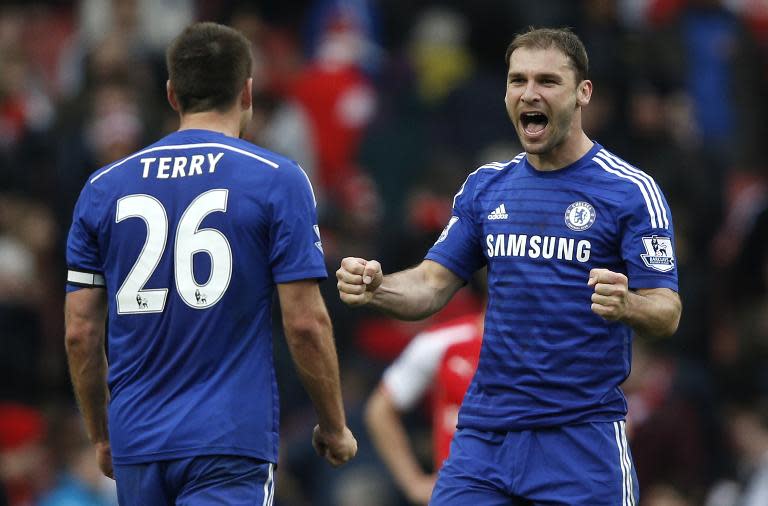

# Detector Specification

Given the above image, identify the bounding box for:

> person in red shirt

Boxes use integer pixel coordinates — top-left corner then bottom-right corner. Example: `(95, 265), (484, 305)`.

(365, 313), (482, 505)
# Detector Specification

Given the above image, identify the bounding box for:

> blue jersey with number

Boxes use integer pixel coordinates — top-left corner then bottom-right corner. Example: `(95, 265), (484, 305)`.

(426, 142), (678, 431)
(66, 129), (327, 465)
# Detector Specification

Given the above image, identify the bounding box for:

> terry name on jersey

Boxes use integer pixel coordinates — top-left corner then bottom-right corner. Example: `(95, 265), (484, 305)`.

(140, 152), (224, 179)
(486, 233), (591, 263)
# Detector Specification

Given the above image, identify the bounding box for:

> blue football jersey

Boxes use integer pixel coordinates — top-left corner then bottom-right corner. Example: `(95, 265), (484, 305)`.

(66, 129), (327, 464)
(426, 142), (678, 431)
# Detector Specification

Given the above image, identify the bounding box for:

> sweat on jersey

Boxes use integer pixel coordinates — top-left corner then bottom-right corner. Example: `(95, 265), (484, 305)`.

(426, 142), (678, 432)
(66, 129), (327, 465)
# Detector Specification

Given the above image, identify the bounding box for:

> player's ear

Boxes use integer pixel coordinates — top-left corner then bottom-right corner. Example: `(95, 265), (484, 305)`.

(167, 80), (180, 112)
(577, 79), (592, 107)
(240, 78), (253, 111)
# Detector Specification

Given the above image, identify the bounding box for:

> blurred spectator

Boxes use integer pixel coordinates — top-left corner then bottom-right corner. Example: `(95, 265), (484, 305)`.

(639, 0), (766, 161)
(38, 410), (117, 506)
(407, 7), (472, 105)
(291, 0), (378, 202)
(624, 342), (713, 502)
(56, 75), (151, 226)
(643, 483), (696, 506)
(0, 403), (50, 506)
(706, 396), (768, 506)
(79, 0), (194, 55)
(231, 7), (318, 180)
(0, 196), (57, 402)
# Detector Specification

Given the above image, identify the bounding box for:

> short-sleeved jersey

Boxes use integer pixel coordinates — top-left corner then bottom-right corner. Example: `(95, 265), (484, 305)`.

(66, 129), (327, 465)
(425, 142), (678, 431)
(381, 314), (482, 469)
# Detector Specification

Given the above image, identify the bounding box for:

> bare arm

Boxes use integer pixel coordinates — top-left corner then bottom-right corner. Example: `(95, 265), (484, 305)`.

(588, 268), (682, 338)
(277, 279), (357, 466)
(365, 385), (435, 504)
(622, 287), (682, 338)
(64, 288), (112, 477)
(336, 258), (465, 321)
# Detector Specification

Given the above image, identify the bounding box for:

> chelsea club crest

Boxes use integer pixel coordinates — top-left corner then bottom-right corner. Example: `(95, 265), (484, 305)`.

(564, 201), (596, 231)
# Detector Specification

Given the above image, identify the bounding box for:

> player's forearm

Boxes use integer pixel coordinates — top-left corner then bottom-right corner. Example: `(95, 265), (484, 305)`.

(65, 328), (110, 443)
(365, 389), (429, 492)
(285, 316), (347, 432)
(370, 267), (455, 321)
(622, 289), (682, 338)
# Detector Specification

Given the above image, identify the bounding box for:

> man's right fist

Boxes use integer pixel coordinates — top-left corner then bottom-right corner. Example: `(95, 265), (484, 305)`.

(336, 257), (383, 306)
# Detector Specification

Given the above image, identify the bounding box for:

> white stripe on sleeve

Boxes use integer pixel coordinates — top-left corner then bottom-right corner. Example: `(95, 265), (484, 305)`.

(598, 151), (668, 228)
(593, 157), (658, 229)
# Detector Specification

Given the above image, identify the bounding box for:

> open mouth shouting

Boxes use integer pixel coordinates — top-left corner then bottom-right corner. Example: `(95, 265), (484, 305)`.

(519, 111), (549, 140)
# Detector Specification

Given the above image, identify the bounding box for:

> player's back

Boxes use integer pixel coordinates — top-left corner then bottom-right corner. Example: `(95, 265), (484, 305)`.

(66, 129), (326, 465)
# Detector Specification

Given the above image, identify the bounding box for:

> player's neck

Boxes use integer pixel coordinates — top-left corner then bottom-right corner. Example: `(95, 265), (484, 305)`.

(177, 110), (242, 138)
(527, 131), (594, 172)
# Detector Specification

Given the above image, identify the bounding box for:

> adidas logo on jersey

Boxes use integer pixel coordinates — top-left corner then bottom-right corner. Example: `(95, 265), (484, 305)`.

(488, 204), (508, 220)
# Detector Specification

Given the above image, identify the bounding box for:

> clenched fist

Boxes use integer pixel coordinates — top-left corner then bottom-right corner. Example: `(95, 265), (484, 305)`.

(312, 425), (358, 467)
(588, 268), (629, 321)
(336, 257), (383, 306)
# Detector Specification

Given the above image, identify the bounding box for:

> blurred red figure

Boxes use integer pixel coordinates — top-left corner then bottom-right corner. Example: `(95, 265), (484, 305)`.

(365, 313), (482, 505)
(0, 403), (50, 506)
(291, 12), (376, 200)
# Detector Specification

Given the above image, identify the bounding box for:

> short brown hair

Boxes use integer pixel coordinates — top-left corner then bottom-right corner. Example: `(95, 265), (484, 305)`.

(166, 22), (253, 113)
(505, 27), (589, 83)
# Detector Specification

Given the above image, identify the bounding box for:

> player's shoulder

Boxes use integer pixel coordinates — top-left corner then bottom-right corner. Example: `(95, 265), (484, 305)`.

(588, 145), (671, 227)
(224, 136), (298, 169)
(453, 152), (525, 204)
(588, 145), (660, 191)
(471, 152), (525, 180)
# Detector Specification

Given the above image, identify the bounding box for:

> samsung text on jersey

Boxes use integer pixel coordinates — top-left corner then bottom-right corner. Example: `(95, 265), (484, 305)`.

(486, 234), (591, 262)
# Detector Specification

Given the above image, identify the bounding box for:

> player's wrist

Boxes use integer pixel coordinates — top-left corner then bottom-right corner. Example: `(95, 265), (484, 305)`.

(317, 422), (347, 438)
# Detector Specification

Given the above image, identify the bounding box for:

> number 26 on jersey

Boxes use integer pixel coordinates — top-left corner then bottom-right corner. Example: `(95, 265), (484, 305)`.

(115, 189), (232, 314)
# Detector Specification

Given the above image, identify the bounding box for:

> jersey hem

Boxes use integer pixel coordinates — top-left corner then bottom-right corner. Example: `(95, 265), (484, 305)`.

(458, 412), (627, 432)
(273, 269), (328, 283)
(627, 275), (678, 291)
(112, 446), (277, 465)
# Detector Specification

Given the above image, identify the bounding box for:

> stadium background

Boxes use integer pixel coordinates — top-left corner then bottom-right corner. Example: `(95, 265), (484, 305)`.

(1, 0), (767, 504)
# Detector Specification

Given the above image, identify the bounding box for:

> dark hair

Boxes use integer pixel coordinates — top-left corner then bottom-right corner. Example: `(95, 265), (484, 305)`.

(505, 27), (589, 83)
(166, 22), (253, 113)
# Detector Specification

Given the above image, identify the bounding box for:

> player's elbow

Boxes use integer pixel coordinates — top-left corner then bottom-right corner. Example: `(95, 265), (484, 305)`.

(662, 299), (682, 337)
(283, 311), (332, 345)
(64, 324), (102, 358)
(649, 295), (682, 338)
(660, 291), (682, 337)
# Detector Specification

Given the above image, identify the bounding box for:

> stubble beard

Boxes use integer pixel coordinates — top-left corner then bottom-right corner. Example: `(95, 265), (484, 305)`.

(515, 107), (574, 156)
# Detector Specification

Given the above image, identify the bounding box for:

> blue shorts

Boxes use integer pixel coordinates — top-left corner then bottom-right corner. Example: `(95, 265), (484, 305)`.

(430, 421), (638, 506)
(113, 455), (274, 505)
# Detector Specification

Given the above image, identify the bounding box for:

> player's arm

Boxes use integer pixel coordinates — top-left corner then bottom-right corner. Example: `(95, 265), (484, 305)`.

(277, 279), (357, 467)
(588, 269), (682, 338)
(64, 287), (113, 478)
(336, 259), (464, 320)
(365, 385), (435, 504)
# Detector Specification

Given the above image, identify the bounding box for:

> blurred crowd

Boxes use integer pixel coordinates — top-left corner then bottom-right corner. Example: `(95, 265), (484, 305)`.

(1, 0), (768, 504)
